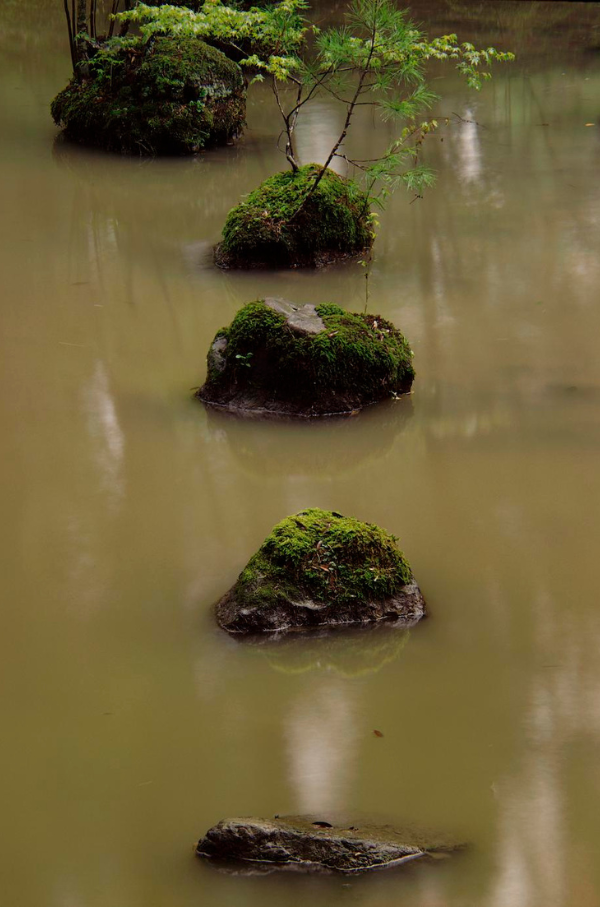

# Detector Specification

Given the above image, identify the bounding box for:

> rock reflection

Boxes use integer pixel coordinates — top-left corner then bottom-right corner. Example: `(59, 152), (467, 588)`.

(241, 623), (410, 677)
(52, 132), (278, 276)
(203, 396), (413, 478)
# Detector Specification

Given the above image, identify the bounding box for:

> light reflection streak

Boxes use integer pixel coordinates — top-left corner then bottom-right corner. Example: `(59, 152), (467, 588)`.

(457, 108), (482, 186)
(81, 361), (125, 506)
(285, 678), (359, 814)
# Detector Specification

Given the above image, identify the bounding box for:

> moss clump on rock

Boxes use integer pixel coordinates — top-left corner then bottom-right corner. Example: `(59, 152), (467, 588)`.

(198, 298), (415, 417)
(51, 35), (245, 155)
(216, 508), (426, 634)
(215, 165), (374, 268)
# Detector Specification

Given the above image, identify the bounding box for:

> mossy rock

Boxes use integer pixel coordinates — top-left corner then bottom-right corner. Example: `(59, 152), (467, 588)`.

(51, 35), (246, 155)
(216, 508), (426, 635)
(215, 165), (374, 268)
(198, 298), (415, 417)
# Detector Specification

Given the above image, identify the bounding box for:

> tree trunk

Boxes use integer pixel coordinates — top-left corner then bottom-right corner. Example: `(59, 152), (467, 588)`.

(75, 0), (89, 75)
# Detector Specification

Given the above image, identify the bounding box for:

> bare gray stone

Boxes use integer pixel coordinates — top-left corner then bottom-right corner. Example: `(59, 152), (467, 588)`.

(196, 815), (462, 874)
(207, 335), (228, 375)
(263, 297), (325, 335)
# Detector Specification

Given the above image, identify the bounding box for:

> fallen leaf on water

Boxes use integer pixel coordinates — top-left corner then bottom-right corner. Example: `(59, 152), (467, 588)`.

(373, 729), (384, 738)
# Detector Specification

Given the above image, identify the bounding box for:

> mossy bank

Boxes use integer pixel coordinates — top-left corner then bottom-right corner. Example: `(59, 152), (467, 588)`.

(51, 35), (245, 155)
(198, 298), (415, 417)
(215, 165), (373, 268)
(216, 508), (426, 635)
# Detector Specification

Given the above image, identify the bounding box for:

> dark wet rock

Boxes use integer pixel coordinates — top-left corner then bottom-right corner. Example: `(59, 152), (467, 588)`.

(215, 165), (373, 269)
(51, 36), (246, 156)
(196, 815), (460, 874)
(197, 298), (415, 418)
(215, 508), (426, 635)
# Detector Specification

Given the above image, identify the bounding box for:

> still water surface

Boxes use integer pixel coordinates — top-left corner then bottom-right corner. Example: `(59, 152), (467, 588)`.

(1, 1), (600, 905)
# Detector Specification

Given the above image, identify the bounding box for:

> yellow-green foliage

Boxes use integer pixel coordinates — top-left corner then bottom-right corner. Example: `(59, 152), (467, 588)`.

(51, 35), (245, 155)
(218, 165), (373, 267)
(235, 509), (413, 610)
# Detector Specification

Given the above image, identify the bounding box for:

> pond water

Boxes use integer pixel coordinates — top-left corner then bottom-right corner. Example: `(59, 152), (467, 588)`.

(1, 1), (600, 905)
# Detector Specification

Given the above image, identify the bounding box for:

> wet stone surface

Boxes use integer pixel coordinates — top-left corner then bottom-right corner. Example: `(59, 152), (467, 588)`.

(196, 815), (462, 874)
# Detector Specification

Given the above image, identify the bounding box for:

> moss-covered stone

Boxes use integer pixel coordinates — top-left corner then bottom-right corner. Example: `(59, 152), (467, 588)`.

(51, 35), (246, 155)
(216, 508), (426, 634)
(198, 298), (415, 417)
(215, 165), (374, 268)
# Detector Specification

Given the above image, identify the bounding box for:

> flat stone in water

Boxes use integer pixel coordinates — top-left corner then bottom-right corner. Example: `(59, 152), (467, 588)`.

(196, 815), (461, 874)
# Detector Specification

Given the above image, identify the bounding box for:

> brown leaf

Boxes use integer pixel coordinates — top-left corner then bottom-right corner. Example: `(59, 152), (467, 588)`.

(373, 729), (384, 738)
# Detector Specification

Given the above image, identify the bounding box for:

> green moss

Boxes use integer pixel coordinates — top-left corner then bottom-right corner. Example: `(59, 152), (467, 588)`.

(200, 299), (415, 414)
(217, 165), (374, 268)
(234, 509), (413, 612)
(51, 35), (245, 155)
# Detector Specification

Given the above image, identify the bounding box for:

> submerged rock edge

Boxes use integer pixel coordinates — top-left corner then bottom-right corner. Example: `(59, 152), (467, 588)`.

(196, 816), (460, 874)
(216, 581), (426, 635)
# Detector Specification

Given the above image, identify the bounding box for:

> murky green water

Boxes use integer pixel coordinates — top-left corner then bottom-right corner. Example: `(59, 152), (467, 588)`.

(1, 1), (600, 904)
